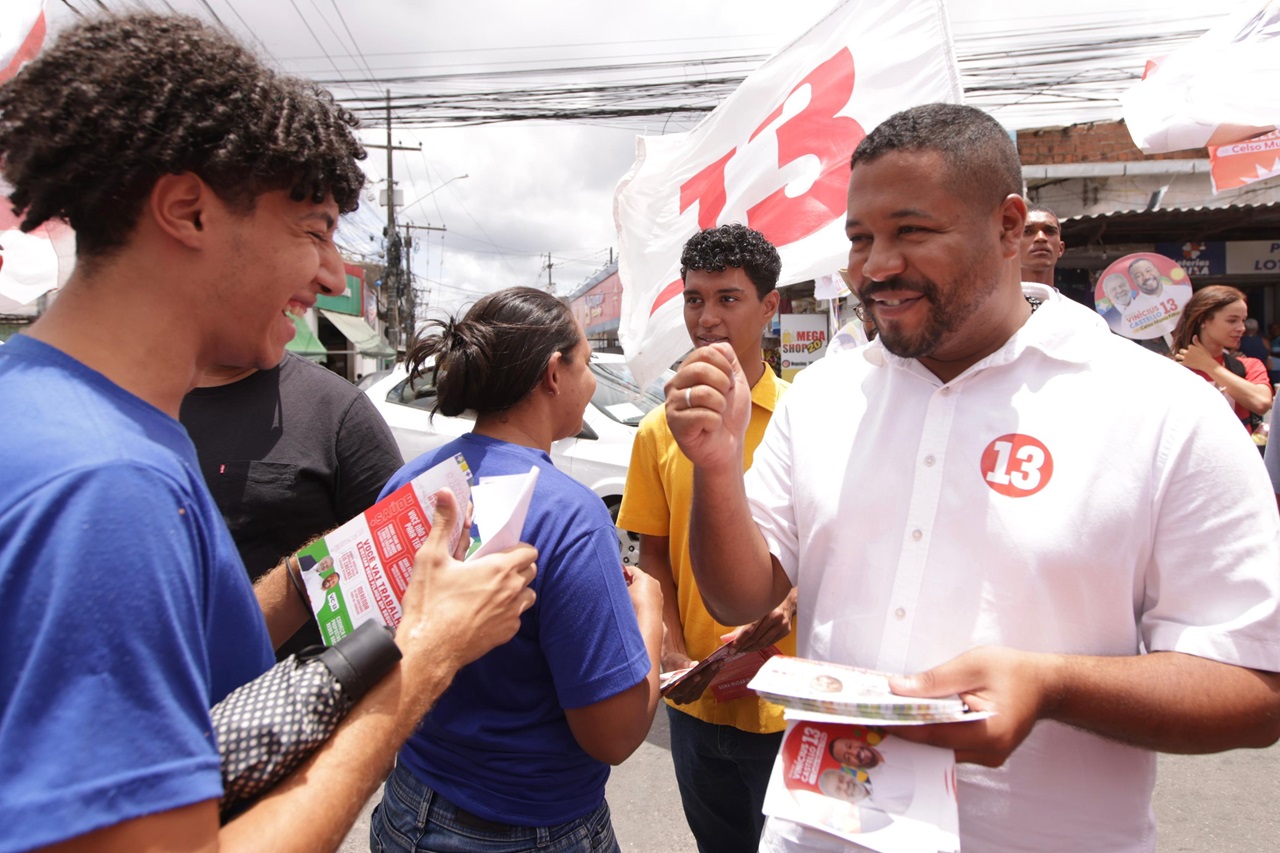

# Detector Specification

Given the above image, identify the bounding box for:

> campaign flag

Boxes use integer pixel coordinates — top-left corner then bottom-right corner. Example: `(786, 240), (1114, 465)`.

(0, 3), (70, 309)
(1121, 0), (1280, 157)
(1, 0), (44, 85)
(613, 0), (962, 388)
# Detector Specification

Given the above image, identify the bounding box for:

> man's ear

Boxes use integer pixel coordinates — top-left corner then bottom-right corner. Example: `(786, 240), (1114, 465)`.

(997, 194), (1027, 261)
(761, 289), (781, 328)
(148, 172), (212, 249)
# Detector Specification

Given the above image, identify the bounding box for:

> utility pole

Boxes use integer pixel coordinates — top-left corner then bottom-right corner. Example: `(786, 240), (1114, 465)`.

(363, 90), (420, 359)
(544, 252), (555, 295)
(402, 222), (446, 344)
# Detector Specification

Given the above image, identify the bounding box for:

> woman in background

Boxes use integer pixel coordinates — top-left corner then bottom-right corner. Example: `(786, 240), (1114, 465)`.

(1171, 285), (1273, 435)
(370, 287), (662, 853)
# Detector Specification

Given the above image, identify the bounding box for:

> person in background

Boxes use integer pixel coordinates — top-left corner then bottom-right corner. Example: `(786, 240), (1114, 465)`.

(618, 224), (797, 853)
(371, 287), (662, 853)
(665, 103), (1280, 852)
(0, 14), (537, 851)
(1239, 317), (1273, 371)
(1172, 285), (1274, 435)
(181, 352), (404, 657)
(1018, 203), (1065, 288)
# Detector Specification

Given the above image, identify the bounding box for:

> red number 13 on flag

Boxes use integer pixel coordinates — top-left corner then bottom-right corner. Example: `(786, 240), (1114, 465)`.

(679, 48), (866, 246)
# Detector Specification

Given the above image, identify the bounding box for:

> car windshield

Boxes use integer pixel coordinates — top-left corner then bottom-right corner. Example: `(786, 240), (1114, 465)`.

(590, 361), (669, 426)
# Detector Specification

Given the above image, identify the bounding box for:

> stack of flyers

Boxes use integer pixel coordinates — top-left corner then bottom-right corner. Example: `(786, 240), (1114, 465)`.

(748, 656), (981, 725)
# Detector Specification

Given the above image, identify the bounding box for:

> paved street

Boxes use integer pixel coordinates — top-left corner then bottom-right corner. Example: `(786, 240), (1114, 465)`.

(341, 712), (1280, 852)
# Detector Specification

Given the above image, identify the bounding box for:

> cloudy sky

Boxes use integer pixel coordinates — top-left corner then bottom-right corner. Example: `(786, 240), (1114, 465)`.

(44, 0), (1234, 318)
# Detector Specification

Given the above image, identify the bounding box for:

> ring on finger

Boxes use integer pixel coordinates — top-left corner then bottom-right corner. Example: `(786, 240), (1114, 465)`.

(685, 387), (693, 409)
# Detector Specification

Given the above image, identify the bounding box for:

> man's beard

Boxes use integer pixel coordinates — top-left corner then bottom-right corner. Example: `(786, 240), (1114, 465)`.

(860, 257), (998, 361)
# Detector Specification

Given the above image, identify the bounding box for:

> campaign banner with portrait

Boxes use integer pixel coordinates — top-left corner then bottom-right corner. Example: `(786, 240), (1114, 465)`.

(762, 719), (959, 853)
(1093, 253), (1193, 341)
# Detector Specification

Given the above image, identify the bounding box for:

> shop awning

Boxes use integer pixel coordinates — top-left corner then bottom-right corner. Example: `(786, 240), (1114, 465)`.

(319, 309), (395, 358)
(285, 311), (326, 361)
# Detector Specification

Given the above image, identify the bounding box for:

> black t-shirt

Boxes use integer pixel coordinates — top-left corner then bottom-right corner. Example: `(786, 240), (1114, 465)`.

(180, 354), (404, 657)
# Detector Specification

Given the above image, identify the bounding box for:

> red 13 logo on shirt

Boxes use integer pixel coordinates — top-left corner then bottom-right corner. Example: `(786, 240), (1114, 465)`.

(981, 434), (1053, 497)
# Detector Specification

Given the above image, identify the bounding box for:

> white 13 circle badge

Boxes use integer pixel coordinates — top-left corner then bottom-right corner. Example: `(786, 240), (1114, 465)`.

(980, 434), (1053, 498)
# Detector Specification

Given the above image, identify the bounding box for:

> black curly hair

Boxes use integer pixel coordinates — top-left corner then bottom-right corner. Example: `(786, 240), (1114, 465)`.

(0, 13), (366, 258)
(679, 223), (781, 299)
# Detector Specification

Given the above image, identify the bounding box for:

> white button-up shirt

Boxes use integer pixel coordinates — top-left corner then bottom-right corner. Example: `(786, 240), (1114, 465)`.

(748, 285), (1280, 852)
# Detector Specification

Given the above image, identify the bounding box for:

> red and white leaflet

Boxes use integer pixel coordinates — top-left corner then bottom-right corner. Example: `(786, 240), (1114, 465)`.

(614, 0), (962, 388)
(762, 719), (959, 853)
(298, 454), (474, 644)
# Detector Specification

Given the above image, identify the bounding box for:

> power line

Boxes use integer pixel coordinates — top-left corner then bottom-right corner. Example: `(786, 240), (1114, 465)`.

(325, 0), (379, 81)
(285, 0), (357, 89)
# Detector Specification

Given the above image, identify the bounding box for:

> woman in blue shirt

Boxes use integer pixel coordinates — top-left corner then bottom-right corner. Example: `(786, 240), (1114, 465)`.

(370, 287), (662, 853)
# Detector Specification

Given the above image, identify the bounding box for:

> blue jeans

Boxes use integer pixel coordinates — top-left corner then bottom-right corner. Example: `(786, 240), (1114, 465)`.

(666, 705), (783, 853)
(370, 761), (621, 853)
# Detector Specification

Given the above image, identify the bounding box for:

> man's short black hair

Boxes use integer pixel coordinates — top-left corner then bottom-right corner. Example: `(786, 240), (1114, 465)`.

(1026, 202), (1060, 222)
(679, 223), (782, 299)
(0, 14), (366, 258)
(851, 104), (1023, 211)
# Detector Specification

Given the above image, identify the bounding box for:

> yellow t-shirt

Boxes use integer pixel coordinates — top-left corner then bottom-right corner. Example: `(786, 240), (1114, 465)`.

(617, 366), (794, 733)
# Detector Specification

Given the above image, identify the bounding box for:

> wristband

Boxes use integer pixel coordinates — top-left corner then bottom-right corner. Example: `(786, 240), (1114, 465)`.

(285, 554), (310, 609)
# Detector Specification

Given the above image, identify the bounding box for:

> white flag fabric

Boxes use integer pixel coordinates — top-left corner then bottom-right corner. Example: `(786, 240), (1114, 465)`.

(1121, 0), (1280, 155)
(613, 0), (962, 389)
(1, 0), (44, 85)
(0, 5), (72, 309)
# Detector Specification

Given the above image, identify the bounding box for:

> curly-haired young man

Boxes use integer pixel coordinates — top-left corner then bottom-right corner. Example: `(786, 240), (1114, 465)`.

(617, 224), (797, 853)
(0, 14), (536, 852)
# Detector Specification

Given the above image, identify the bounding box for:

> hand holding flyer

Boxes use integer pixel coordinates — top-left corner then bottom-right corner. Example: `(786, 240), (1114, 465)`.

(297, 455), (539, 645)
(748, 656), (991, 724)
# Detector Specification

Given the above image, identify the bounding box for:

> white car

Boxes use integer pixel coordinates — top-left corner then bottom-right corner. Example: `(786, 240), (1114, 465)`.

(364, 353), (671, 567)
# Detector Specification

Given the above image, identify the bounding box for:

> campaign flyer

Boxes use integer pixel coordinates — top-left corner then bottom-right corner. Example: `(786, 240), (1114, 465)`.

(297, 453), (473, 645)
(762, 719), (959, 853)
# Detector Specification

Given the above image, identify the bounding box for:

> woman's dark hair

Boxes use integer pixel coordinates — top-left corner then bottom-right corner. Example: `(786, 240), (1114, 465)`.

(407, 287), (581, 417)
(1171, 285), (1246, 352)
(0, 14), (366, 259)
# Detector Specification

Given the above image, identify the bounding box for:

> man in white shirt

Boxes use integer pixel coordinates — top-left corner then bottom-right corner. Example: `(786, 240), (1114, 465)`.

(664, 103), (1280, 852)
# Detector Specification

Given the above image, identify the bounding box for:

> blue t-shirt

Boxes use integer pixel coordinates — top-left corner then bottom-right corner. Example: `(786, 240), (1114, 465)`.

(0, 336), (273, 852)
(388, 433), (650, 826)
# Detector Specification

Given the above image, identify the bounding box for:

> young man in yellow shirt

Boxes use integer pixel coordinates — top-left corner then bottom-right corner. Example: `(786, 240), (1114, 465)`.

(618, 224), (797, 853)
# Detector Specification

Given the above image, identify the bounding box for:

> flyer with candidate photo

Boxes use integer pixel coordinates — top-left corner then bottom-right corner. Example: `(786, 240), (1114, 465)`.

(297, 453), (474, 645)
(762, 719), (959, 853)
